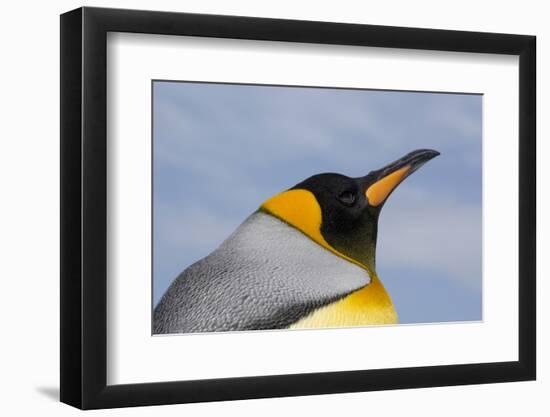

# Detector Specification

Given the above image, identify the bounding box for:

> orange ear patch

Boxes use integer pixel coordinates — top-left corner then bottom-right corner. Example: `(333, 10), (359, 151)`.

(261, 189), (323, 245)
(260, 189), (373, 275)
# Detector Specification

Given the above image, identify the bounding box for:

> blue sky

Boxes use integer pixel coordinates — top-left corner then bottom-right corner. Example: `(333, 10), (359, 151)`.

(153, 81), (482, 324)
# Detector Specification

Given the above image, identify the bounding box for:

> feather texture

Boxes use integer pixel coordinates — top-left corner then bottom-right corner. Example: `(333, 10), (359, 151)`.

(153, 211), (370, 333)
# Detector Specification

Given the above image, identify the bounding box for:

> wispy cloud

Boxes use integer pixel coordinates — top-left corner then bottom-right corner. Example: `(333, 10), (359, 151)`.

(378, 186), (481, 290)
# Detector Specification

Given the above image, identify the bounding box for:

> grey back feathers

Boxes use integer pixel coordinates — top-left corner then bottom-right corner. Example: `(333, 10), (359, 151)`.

(153, 211), (370, 333)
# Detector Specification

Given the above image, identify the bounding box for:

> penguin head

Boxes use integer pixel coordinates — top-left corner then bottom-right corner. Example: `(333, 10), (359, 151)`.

(260, 149), (440, 273)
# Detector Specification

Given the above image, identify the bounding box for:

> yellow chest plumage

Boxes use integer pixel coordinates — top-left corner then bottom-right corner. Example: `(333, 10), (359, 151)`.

(290, 276), (398, 329)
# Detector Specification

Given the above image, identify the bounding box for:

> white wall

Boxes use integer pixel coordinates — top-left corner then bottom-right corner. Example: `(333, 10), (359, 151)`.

(0, 0), (545, 415)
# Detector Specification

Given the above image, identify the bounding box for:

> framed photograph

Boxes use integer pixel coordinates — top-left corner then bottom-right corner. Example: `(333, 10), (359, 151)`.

(60, 6), (536, 409)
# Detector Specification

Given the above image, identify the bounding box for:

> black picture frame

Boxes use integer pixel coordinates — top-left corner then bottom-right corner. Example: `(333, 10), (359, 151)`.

(60, 6), (536, 410)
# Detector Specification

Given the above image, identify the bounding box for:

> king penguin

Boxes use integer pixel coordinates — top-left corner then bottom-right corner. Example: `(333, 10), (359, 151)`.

(154, 149), (439, 334)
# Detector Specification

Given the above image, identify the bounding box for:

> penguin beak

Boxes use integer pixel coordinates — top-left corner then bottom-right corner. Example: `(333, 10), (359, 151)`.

(364, 149), (440, 207)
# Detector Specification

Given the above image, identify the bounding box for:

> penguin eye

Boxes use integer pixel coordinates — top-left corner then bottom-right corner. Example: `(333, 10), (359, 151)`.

(338, 191), (356, 206)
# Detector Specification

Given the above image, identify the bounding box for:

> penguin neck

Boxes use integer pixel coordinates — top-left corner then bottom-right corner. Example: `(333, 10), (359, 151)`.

(322, 216), (379, 277)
